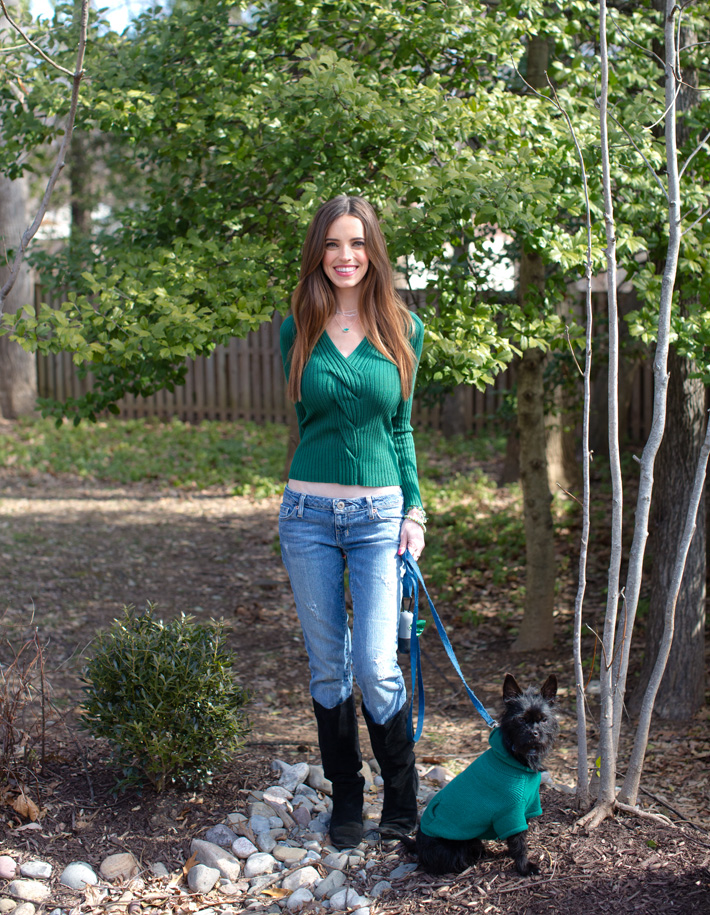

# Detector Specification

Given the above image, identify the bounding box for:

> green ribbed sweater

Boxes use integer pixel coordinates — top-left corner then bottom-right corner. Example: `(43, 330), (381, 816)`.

(280, 313), (424, 509)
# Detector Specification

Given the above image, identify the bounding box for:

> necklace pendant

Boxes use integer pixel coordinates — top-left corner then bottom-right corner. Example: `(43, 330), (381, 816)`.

(342, 327), (349, 333)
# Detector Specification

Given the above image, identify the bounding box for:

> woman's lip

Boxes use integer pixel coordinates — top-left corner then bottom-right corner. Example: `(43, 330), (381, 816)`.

(335, 266), (357, 274)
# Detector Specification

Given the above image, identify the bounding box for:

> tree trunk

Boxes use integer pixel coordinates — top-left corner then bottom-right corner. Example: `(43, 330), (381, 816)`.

(0, 172), (36, 418)
(514, 250), (555, 651)
(630, 355), (706, 719)
(512, 34), (555, 651)
(629, 21), (705, 721)
(0, 0), (37, 417)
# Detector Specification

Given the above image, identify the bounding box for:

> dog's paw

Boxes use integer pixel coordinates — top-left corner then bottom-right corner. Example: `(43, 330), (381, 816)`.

(516, 859), (540, 877)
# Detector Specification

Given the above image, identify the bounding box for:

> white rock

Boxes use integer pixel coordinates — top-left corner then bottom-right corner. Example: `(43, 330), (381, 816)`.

(204, 824), (237, 847)
(314, 869), (346, 899)
(307, 764), (331, 794)
(19, 861), (51, 880)
(151, 862), (170, 877)
(322, 852), (349, 870)
(0, 900), (17, 914)
(268, 800), (296, 829)
(225, 812), (248, 827)
(423, 765), (454, 786)
(272, 845), (307, 865)
(291, 806), (312, 827)
(389, 862), (418, 879)
(232, 837), (258, 858)
(360, 761), (374, 790)
(263, 785), (292, 803)
(286, 887), (314, 912)
(294, 783), (319, 801)
(7, 880), (51, 903)
(249, 800), (277, 818)
(190, 839), (241, 882)
(370, 879), (392, 897)
(59, 861), (98, 889)
(247, 874), (276, 894)
(12, 904), (36, 915)
(330, 888), (366, 910)
(100, 852), (139, 881)
(256, 832), (277, 854)
(292, 794), (314, 812)
(248, 814), (272, 835)
(277, 762), (311, 792)
(187, 863), (220, 894)
(243, 853), (278, 878)
(0, 856), (16, 879)
(281, 866), (321, 891)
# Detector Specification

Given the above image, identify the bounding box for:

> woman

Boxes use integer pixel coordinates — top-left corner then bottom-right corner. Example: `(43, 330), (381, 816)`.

(279, 195), (426, 849)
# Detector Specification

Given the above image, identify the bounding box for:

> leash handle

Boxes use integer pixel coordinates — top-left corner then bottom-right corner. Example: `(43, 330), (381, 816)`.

(402, 549), (496, 742)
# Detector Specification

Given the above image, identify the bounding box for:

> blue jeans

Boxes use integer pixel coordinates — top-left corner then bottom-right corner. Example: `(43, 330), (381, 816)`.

(279, 485), (406, 725)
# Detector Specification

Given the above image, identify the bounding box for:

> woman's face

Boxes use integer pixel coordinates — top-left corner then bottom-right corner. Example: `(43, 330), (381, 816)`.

(321, 215), (369, 293)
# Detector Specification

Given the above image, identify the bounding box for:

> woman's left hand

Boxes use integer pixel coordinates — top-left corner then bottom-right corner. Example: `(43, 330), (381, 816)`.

(398, 519), (425, 562)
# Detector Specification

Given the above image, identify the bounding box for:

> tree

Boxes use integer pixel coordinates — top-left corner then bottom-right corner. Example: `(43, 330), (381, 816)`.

(576, 0), (710, 826)
(0, 0), (37, 417)
(630, 12), (707, 721)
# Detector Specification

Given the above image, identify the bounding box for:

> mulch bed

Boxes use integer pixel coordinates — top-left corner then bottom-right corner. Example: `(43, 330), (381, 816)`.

(0, 465), (709, 913)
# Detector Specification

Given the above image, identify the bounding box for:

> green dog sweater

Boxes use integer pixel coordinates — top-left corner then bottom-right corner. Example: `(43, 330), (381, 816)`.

(420, 728), (543, 841)
(280, 314), (424, 509)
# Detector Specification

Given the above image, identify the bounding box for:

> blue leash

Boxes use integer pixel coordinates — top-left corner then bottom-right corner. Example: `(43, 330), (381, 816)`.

(402, 549), (496, 741)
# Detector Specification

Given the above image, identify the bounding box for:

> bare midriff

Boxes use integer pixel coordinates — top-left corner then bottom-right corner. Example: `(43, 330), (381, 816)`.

(287, 479), (401, 498)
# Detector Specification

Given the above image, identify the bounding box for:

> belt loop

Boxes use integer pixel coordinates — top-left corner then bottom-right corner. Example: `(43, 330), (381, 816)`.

(366, 495), (374, 519)
(297, 493), (306, 518)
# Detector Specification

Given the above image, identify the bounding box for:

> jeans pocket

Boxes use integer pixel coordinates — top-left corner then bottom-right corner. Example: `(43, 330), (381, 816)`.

(279, 502), (299, 521)
(372, 506), (404, 523)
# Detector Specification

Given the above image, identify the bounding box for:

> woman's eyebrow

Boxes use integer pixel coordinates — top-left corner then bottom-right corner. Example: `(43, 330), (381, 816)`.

(325, 235), (366, 242)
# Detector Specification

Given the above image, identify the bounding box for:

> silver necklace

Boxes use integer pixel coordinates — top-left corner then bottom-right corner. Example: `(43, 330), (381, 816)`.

(333, 311), (360, 334)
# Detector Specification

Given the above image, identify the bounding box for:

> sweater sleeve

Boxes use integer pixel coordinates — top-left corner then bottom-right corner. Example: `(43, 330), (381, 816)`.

(393, 312), (424, 510)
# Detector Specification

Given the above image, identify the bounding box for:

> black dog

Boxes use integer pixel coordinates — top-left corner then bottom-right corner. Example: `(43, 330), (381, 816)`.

(402, 674), (558, 876)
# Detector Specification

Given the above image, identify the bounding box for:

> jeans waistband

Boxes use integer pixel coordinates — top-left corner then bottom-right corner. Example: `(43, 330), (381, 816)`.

(282, 485), (403, 513)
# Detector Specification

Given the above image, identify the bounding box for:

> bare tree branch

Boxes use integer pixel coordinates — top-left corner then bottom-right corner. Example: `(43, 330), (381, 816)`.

(608, 111), (669, 201)
(0, 0), (74, 76)
(679, 126), (710, 179)
(0, 0), (89, 313)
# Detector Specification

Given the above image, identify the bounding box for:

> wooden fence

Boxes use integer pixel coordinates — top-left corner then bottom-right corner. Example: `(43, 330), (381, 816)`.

(34, 288), (654, 438)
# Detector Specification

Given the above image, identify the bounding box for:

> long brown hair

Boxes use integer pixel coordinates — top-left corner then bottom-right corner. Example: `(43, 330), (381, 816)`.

(287, 195), (416, 402)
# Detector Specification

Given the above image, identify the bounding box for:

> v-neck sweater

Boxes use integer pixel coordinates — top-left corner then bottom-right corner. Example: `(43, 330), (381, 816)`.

(280, 313), (424, 509)
(419, 728), (543, 841)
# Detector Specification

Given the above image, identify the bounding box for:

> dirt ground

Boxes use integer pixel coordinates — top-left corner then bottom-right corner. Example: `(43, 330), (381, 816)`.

(0, 464), (709, 914)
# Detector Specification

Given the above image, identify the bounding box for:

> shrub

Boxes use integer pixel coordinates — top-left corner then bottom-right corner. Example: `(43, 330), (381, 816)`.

(81, 607), (251, 792)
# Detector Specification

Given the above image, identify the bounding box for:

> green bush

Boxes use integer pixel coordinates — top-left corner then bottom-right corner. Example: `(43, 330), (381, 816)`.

(81, 608), (251, 792)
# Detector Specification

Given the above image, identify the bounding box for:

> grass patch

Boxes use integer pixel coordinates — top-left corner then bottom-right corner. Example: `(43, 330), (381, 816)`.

(0, 416), (288, 497)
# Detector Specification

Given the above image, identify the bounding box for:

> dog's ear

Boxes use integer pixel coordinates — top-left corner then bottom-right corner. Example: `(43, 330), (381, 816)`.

(540, 675), (558, 703)
(503, 674), (523, 702)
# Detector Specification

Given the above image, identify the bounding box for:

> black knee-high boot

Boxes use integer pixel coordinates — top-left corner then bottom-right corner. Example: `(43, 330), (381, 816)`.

(364, 703), (418, 838)
(313, 696), (365, 849)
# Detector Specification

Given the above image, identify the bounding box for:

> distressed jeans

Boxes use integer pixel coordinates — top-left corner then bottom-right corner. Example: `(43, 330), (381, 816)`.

(279, 485), (406, 725)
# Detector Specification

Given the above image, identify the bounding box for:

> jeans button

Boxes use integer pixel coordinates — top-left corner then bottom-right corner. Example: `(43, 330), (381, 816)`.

(336, 501), (345, 510)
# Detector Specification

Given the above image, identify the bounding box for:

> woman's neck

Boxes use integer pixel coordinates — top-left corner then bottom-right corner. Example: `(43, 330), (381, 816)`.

(335, 288), (360, 313)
